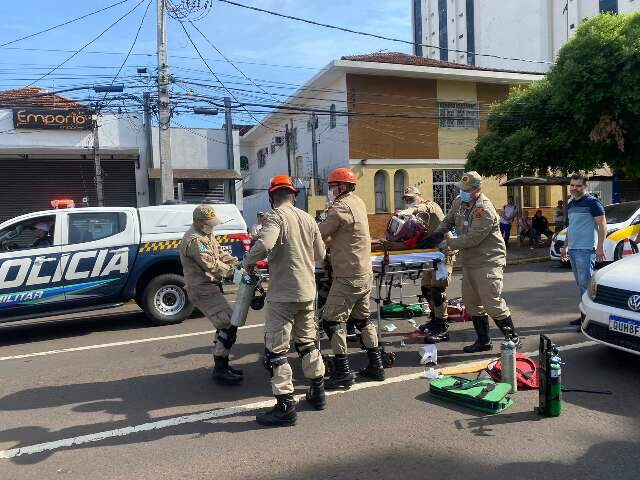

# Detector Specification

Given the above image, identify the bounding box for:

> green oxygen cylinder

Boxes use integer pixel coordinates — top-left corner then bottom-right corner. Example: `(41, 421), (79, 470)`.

(548, 354), (562, 417)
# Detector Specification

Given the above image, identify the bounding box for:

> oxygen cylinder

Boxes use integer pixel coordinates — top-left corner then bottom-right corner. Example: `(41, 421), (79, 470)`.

(230, 269), (259, 328)
(501, 336), (517, 393)
(548, 354), (562, 417)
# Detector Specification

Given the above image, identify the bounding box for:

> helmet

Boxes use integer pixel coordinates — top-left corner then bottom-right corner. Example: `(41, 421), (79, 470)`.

(328, 167), (357, 185)
(268, 175), (298, 194)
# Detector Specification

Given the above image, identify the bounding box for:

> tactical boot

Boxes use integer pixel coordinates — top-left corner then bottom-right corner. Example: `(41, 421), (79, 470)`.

(417, 287), (435, 333)
(256, 394), (297, 427)
(494, 316), (522, 350)
(462, 316), (493, 353)
(358, 348), (385, 381)
(215, 355), (243, 376)
(324, 354), (355, 390)
(423, 318), (450, 344)
(305, 377), (326, 410)
(211, 356), (243, 386)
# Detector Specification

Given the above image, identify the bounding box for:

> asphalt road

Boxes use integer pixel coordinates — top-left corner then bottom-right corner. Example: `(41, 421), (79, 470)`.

(0, 262), (639, 480)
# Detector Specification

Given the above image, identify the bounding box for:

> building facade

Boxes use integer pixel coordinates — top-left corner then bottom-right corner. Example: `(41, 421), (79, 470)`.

(412, 0), (640, 73)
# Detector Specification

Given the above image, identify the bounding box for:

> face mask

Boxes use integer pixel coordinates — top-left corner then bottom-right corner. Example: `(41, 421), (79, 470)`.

(405, 199), (416, 208)
(459, 191), (473, 203)
(327, 187), (338, 203)
(201, 224), (213, 235)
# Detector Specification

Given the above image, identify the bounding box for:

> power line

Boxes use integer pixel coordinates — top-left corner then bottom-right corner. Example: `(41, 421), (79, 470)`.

(0, 0), (134, 48)
(25, 0), (148, 88)
(216, 0), (552, 66)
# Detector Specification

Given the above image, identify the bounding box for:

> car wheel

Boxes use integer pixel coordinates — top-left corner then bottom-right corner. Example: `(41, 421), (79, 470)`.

(613, 240), (639, 261)
(141, 274), (193, 325)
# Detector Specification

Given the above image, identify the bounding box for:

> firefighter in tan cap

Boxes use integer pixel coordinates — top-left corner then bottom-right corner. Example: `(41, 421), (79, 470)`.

(179, 205), (242, 386)
(319, 167), (384, 390)
(244, 175), (327, 427)
(428, 171), (520, 352)
(401, 186), (455, 343)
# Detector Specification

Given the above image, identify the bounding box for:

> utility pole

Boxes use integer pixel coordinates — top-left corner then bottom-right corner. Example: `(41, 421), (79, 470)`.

(93, 111), (104, 207)
(285, 123), (292, 177)
(157, 0), (173, 203)
(224, 97), (236, 204)
(310, 113), (319, 195)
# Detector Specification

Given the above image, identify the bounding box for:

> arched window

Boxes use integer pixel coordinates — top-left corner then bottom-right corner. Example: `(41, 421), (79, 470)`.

(374, 170), (388, 212)
(393, 170), (407, 210)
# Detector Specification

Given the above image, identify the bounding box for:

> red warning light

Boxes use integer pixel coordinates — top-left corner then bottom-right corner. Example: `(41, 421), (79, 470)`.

(50, 199), (75, 209)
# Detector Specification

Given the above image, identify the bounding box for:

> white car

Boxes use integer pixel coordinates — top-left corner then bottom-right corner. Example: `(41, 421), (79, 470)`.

(550, 200), (640, 265)
(580, 253), (640, 355)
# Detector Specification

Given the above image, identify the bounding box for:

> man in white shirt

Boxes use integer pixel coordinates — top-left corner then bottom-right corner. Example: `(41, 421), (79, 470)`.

(499, 196), (518, 246)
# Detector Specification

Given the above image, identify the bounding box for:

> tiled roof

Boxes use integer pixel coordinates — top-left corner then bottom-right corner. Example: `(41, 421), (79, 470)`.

(0, 87), (84, 109)
(340, 52), (542, 75)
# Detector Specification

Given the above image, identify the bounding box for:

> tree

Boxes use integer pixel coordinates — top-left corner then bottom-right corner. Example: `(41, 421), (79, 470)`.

(467, 13), (640, 177)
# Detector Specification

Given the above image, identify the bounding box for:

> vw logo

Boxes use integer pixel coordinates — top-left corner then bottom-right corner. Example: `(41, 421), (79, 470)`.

(628, 294), (640, 312)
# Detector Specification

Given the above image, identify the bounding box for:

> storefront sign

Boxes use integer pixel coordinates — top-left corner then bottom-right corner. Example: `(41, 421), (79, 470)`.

(13, 108), (93, 130)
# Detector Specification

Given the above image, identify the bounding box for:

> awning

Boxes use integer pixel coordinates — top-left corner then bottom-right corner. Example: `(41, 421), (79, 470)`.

(500, 176), (569, 187)
(147, 168), (242, 180)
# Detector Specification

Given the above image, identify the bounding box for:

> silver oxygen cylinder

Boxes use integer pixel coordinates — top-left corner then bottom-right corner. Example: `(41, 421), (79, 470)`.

(230, 268), (260, 328)
(501, 336), (517, 393)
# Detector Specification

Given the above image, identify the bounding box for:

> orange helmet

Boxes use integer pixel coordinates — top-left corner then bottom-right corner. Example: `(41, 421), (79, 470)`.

(328, 167), (356, 185)
(268, 175), (298, 194)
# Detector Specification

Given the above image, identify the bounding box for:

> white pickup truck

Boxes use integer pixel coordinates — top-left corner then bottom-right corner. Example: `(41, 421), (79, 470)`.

(0, 204), (249, 325)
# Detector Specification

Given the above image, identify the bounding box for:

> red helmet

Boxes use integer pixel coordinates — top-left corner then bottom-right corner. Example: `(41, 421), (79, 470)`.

(328, 167), (357, 185)
(268, 175), (298, 194)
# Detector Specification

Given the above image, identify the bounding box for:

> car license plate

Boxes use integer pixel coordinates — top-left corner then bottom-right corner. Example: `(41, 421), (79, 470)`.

(609, 315), (640, 337)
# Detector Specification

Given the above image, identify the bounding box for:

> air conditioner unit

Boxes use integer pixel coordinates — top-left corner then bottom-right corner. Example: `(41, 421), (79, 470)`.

(272, 136), (285, 146)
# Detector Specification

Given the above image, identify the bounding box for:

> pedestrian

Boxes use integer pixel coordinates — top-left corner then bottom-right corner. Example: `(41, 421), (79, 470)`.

(518, 211), (533, 247)
(499, 196), (518, 246)
(249, 212), (265, 243)
(531, 209), (553, 247)
(244, 175), (326, 427)
(553, 200), (565, 232)
(429, 171), (520, 353)
(179, 205), (242, 386)
(318, 168), (384, 390)
(401, 186), (455, 344)
(560, 173), (607, 327)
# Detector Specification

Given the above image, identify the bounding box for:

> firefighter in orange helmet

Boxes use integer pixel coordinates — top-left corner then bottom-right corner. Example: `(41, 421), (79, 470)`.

(318, 167), (384, 390)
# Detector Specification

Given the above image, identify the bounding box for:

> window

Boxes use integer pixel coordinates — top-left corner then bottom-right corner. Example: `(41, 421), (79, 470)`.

(432, 169), (464, 213)
(393, 170), (407, 210)
(523, 186), (535, 207)
(538, 186), (550, 207)
(599, 0), (618, 14)
(68, 212), (126, 244)
(438, 102), (480, 128)
(438, 0), (448, 61)
(257, 148), (267, 169)
(240, 155), (249, 171)
(0, 215), (55, 251)
(374, 170), (388, 213)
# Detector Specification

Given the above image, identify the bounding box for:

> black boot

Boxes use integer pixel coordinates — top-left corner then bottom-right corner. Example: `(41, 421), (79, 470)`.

(358, 348), (385, 381)
(494, 316), (522, 350)
(418, 287), (435, 332)
(463, 316), (492, 353)
(424, 318), (450, 344)
(305, 377), (326, 410)
(256, 394), (297, 427)
(211, 356), (243, 386)
(324, 354), (355, 390)
(214, 355), (243, 376)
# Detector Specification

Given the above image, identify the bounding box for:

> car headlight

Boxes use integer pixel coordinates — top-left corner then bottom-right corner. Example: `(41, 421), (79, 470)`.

(588, 277), (598, 300)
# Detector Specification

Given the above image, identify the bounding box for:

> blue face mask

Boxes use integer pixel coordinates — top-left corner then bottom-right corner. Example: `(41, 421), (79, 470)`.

(459, 190), (473, 203)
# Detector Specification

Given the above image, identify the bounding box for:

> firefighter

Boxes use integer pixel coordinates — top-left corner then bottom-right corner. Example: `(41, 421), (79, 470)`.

(401, 186), (455, 343)
(243, 175), (327, 427)
(429, 172), (520, 352)
(179, 205), (242, 386)
(319, 167), (384, 390)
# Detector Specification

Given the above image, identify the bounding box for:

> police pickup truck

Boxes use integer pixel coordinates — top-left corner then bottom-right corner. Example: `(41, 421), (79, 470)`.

(0, 204), (249, 325)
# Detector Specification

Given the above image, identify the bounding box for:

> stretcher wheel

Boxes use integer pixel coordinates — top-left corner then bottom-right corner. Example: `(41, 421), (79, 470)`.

(323, 355), (336, 376)
(382, 351), (396, 368)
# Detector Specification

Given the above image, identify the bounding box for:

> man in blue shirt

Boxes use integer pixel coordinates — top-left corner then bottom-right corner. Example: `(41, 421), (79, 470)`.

(560, 173), (607, 327)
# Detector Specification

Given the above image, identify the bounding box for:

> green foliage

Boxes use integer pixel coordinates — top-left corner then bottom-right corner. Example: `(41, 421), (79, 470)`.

(467, 13), (640, 178)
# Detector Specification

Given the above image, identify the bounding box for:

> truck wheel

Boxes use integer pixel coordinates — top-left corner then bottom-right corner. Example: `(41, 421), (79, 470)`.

(141, 274), (193, 325)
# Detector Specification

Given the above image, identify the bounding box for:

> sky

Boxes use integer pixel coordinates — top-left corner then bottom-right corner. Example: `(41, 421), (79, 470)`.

(0, 0), (412, 128)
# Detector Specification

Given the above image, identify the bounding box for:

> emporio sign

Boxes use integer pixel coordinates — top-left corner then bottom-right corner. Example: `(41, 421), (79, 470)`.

(13, 108), (93, 130)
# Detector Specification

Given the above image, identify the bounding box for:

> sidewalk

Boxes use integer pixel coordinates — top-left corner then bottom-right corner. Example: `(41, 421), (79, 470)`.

(505, 240), (551, 265)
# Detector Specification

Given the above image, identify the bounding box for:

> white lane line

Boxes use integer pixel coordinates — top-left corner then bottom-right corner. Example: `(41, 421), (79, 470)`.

(0, 339), (596, 460)
(0, 323), (265, 362)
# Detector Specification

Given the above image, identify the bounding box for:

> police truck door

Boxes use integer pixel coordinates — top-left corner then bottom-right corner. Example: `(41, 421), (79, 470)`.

(59, 209), (138, 307)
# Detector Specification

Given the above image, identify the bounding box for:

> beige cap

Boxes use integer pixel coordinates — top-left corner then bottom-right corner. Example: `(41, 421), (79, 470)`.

(193, 205), (221, 226)
(457, 171), (482, 191)
(403, 186), (422, 198)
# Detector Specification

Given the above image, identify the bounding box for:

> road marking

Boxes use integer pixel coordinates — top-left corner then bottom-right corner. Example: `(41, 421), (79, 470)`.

(0, 323), (264, 362)
(0, 339), (596, 460)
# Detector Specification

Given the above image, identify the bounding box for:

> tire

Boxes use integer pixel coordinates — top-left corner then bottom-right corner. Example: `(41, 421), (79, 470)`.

(613, 240), (639, 261)
(140, 273), (193, 325)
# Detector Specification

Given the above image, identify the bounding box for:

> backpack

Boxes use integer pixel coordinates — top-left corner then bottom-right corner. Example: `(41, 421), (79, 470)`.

(446, 297), (471, 322)
(385, 215), (428, 246)
(430, 376), (513, 414)
(487, 353), (539, 389)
